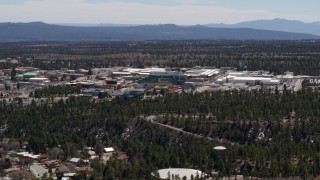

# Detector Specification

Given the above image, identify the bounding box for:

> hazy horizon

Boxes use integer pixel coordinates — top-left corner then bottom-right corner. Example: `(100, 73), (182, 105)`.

(0, 0), (319, 24)
(2, 18), (320, 26)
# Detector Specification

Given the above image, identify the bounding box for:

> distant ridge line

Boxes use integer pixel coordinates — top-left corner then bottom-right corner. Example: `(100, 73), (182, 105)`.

(0, 21), (319, 42)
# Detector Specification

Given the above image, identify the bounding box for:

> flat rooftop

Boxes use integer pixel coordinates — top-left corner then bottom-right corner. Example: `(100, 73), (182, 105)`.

(30, 164), (48, 178)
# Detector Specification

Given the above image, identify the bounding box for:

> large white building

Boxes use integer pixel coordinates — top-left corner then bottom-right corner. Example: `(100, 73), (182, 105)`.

(29, 77), (50, 84)
(113, 67), (219, 79)
(217, 76), (280, 86)
(185, 69), (219, 78)
(112, 67), (166, 77)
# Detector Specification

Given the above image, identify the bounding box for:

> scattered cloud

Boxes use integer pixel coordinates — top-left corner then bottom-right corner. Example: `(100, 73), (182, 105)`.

(84, 0), (216, 6)
(0, 0), (316, 24)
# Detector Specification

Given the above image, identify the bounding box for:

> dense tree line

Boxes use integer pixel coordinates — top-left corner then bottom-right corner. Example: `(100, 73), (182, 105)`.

(1, 41), (320, 75)
(0, 88), (320, 178)
(32, 85), (81, 98)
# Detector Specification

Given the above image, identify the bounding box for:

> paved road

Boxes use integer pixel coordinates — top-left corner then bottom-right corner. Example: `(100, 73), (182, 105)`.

(144, 115), (233, 144)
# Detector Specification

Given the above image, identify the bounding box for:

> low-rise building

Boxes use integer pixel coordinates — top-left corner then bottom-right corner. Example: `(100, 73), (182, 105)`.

(29, 78), (50, 84)
(30, 164), (48, 178)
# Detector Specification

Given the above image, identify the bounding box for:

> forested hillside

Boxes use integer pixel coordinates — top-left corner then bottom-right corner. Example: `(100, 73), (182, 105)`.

(1, 88), (320, 178)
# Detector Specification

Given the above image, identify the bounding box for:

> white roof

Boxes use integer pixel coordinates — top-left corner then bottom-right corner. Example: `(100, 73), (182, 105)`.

(185, 69), (219, 77)
(200, 69), (219, 76)
(30, 164), (48, 177)
(227, 71), (248, 76)
(63, 173), (77, 177)
(77, 82), (94, 85)
(104, 147), (115, 152)
(213, 146), (226, 150)
(123, 67), (166, 73)
(227, 76), (280, 83)
(156, 168), (206, 180)
(88, 150), (96, 155)
(90, 155), (99, 159)
(17, 152), (40, 159)
(145, 67), (166, 73)
(113, 72), (132, 75)
(29, 77), (49, 80)
(123, 68), (144, 72)
(269, 79), (280, 83)
(69, 157), (81, 163)
(138, 72), (150, 75)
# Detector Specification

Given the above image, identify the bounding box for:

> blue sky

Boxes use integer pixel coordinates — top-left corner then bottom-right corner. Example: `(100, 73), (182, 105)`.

(0, 0), (318, 24)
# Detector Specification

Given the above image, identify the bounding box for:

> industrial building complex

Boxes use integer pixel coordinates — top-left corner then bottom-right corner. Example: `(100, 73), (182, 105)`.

(0, 64), (314, 105)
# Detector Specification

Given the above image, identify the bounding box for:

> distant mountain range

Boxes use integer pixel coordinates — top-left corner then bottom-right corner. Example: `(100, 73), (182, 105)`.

(205, 18), (320, 36)
(0, 21), (319, 42)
